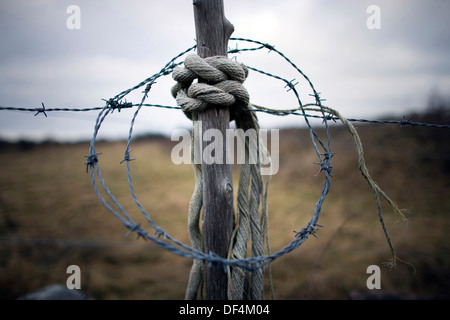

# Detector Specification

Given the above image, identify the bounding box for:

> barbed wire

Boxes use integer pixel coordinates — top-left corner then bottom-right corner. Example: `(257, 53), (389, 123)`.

(2, 102), (449, 129)
(2, 104), (449, 129)
(1, 37), (447, 273)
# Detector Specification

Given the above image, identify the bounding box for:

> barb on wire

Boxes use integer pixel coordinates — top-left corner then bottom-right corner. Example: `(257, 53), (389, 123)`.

(1, 103), (449, 129)
(84, 152), (101, 173)
(101, 99), (133, 113)
(34, 103), (47, 117)
(284, 79), (299, 92)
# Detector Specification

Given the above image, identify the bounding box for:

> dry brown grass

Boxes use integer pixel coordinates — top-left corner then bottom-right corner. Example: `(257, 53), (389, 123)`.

(0, 124), (449, 300)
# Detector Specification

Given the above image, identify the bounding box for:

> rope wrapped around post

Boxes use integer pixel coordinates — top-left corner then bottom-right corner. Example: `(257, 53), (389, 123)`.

(171, 54), (249, 120)
(171, 53), (272, 300)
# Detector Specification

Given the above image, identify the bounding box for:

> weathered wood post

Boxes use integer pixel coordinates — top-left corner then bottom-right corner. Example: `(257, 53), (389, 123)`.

(192, 0), (235, 300)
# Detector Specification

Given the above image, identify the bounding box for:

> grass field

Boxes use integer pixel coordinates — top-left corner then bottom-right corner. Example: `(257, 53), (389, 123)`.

(1, 111), (449, 300)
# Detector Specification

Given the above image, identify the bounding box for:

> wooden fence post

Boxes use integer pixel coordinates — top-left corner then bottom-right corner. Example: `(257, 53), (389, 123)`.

(192, 0), (234, 300)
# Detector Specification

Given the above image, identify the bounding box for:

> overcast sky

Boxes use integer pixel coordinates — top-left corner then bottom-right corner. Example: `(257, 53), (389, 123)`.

(0, 0), (449, 142)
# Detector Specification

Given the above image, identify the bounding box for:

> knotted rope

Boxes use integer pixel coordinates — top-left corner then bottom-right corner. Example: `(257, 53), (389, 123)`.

(171, 53), (272, 300)
(171, 54), (250, 120)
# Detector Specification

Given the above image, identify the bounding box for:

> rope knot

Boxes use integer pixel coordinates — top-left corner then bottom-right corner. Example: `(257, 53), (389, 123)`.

(171, 54), (250, 120)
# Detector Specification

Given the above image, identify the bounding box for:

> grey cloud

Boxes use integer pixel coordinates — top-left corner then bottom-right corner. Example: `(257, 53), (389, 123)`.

(0, 0), (449, 142)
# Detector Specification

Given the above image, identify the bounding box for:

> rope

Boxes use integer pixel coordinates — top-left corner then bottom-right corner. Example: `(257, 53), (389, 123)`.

(184, 116), (204, 300)
(302, 105), (409, 269)
(171, 53), (271, 300)
(171, 54), (249, 120)
(254, 103), (412, 270)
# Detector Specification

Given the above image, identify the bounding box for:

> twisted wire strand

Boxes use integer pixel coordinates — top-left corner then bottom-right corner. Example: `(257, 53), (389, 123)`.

(1, 103), (449, 129)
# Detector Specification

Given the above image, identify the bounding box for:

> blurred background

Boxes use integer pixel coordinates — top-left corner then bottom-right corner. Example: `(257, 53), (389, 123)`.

(0, 0), (449, 299)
